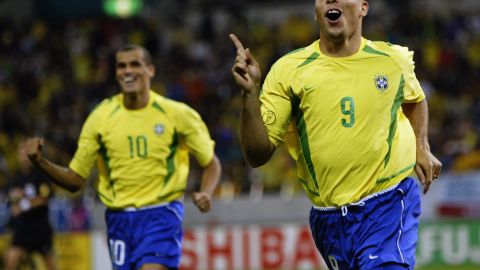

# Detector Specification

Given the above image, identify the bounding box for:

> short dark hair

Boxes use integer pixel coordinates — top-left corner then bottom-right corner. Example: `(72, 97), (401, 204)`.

(116, 44), (153, 65)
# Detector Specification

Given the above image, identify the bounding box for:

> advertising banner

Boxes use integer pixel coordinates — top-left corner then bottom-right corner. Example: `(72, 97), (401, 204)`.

(181, 225), (325, 270)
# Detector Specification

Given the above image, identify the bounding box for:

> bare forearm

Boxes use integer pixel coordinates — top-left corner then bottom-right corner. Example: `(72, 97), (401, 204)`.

(241, 91), (275, 167)
(403, 99), (442, 193)
(32, 157), (84, 192)
(200, 155), (222, 196)
(402, 99), (430, 150)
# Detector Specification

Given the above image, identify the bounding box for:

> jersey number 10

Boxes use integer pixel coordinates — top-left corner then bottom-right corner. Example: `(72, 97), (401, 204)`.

(127, 135), (148, 158)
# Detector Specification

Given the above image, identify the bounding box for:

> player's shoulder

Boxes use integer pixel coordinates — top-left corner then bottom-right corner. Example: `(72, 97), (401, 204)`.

(150, 91), (197, 115)
(274, 41), (320, 70)
(89, 93), (122, 117)
(365, 39), (414, 62)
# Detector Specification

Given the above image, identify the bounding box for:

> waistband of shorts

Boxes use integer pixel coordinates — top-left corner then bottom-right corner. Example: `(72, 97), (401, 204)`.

(312, 182), (400, 212)
(109, 202), (171, 212)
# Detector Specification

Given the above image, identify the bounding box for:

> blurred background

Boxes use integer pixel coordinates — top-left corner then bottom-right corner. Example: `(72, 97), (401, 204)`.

(0, 0), (479, 269)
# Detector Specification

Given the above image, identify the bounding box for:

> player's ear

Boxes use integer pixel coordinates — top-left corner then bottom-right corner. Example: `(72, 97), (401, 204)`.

(148, 64), (155, 77)
(361, 0), (369, 17)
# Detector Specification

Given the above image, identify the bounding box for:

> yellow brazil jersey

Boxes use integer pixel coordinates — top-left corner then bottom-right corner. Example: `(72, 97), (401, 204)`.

(69, 91), (215, 209)
(261, 38), (425, 207)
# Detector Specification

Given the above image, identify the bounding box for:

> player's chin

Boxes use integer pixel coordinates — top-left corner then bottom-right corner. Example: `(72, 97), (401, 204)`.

(121, 87), (139, 95)
(325, 28), (346, 41)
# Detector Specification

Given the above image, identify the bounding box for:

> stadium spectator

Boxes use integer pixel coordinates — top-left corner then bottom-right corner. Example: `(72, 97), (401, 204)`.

(230, 0), (442, 269)
(23, 44), (221, 270)
(4, 141), (56, 270)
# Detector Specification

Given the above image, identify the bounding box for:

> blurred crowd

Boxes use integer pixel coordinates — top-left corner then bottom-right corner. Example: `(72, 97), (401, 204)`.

(0, 0), (479, 221)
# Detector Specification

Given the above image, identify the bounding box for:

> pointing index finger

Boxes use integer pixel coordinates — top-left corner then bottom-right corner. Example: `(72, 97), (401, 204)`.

(229, 33), (246, 58)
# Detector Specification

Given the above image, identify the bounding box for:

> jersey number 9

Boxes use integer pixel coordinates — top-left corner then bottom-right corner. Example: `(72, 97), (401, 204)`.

(340, 97), (355, 128)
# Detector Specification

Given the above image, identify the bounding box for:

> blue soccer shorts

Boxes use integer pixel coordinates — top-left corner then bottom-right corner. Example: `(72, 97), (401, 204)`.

(309, 177), (421, 270)
(106, 201), (184, 270)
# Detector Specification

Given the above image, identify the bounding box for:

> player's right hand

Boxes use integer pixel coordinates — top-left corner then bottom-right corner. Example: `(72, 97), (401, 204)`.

(229, 33), (261, 95)
(415, 147), (442, 194)
(23, 137), (44, 164)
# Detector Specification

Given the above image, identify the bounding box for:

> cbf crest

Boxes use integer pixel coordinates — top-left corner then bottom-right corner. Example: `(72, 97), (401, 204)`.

(154, 124), (164, 135)
(374, 74), (389, 92)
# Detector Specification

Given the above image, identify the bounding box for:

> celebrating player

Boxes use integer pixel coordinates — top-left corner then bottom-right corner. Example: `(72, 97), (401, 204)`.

(230, 0), (441, 269)
(25, 44), (221, 270)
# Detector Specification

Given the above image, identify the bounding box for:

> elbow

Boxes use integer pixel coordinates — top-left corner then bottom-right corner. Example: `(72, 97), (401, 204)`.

(209, 155), (222, 175)
(247, 160), (266, 168)
(245, 152), (270, 168)
(65, 183), (82, 193)
(242, 143), (275, 168)
(66, 187), (79, 193)
(64, 172), (85, 193)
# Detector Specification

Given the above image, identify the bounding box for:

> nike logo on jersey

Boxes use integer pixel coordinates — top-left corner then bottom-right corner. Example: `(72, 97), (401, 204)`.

(369, 254), (379, 260)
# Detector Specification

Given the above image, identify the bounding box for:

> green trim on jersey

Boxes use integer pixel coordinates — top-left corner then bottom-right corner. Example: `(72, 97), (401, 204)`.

(291, 93), (319, 190)
(157, 188), (185, 201)
(384, 75), (405, 166)
(299, 178), (320, 196)
(98, 136), (112, 178)
(377, 162), (416, 183)
(163, 130), (179, 187)
(109, 105), (121, 118)
(363, 45), (390, 57)
(152, 101), (165, 113)
(297, 52), (320, 68)
(286, 47), (305, 56)
(98, 135), (115, 199)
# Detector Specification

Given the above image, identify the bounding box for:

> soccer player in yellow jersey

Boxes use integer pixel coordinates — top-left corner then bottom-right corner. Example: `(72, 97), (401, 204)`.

(230, 0), (441, 269)
(24, 44), (221, 270)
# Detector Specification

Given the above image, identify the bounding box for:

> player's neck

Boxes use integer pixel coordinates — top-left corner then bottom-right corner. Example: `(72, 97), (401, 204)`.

(319, 31), (363, 57)
(123, 90), (150, 110)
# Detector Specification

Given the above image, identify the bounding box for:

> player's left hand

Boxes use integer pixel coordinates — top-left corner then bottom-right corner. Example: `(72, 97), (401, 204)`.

(415, 147), (442, 194)
(192, 192), (212, 213)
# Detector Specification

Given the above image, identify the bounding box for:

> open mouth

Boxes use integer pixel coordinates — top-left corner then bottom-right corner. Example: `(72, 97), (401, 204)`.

(122, 75), (137, 86)
(325, 9), (342, 22)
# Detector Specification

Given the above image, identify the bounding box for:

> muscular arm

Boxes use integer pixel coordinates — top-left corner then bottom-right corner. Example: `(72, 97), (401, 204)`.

(403, 100), (429, 150)
(241, 91), (276, 167)
(402, 99), (442, 193)
(230, 33), (275, 167)
(25, 138), (85, 193)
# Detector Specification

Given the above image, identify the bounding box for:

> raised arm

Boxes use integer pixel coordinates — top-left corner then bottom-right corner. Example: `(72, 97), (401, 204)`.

(402, 100), (442, 194)
(24, 137), (85, 192)
(229, 33), (275, 167)
(192, 154), (221, 213)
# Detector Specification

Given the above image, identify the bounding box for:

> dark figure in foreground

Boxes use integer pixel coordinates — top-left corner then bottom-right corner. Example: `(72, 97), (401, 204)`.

(4, 142), (56, 270)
